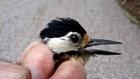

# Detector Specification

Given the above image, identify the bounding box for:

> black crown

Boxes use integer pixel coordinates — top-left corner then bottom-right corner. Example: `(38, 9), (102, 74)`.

(40, 17), (86, 39)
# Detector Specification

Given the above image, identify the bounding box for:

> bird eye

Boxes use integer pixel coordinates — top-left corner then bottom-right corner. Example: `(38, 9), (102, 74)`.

(70, 34), (79, 43)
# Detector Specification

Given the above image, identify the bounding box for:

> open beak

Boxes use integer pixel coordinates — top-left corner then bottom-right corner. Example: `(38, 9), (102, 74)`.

(83, 39), (122, 55)
(84, 39), (122, 48)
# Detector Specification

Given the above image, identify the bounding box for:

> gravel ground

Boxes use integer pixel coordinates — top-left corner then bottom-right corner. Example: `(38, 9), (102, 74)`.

(0, 0), (140, 79)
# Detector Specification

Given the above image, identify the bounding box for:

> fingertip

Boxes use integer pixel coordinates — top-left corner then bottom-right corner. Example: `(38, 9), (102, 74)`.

(15, 41), (50, 65)
(50, 60), (86, 79)
(19, 41), (55, 79)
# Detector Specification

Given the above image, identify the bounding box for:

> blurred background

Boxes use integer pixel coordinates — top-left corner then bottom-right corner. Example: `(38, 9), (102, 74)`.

(0, 0), (140, 79)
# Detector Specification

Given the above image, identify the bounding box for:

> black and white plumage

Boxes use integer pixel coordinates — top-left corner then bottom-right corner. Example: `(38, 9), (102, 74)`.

(40, 18), (86, 39)
(40, 18), (90, 54)
(40, 17), (122, 71)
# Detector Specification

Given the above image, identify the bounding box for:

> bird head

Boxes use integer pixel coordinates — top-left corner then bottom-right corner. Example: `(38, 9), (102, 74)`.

(40, 17), (121, 54)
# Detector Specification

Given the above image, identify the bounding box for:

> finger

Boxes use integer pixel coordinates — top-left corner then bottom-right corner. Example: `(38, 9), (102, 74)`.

(0, 62), (31, 79)
(50, 60), (86, 79)
(16, 41), (55, 79)
(15, 41), (44, 65)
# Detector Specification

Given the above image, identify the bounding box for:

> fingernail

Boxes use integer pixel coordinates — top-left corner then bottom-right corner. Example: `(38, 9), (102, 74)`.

(22, 68), (32, 79)
(31, 69), (45, 79)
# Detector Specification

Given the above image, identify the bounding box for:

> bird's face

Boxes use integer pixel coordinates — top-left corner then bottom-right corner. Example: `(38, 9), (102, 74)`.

(40, 17), (121, 54)
(40, 18), (90, 53)
(41, 31), (90, 53)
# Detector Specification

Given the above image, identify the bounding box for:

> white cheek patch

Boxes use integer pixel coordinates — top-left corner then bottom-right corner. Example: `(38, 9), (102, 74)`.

(44, 32), (81, 53)
(47, 38), (76, 53)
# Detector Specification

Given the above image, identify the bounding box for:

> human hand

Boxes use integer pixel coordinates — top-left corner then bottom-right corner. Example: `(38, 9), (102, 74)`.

(0, 41), (86, 79)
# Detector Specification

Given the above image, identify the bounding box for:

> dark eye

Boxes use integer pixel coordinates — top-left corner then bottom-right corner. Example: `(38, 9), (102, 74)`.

(70, 34), (79, 43)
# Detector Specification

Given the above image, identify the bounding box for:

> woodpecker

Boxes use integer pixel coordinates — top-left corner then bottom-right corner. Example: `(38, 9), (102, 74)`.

(40, 17), (122, 71)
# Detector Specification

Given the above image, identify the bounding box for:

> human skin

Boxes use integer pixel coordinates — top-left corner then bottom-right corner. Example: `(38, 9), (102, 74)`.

(0, 41), (86, 79)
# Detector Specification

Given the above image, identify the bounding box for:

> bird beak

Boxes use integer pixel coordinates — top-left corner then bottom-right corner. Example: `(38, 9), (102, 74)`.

(83, 39), (122, 55)
(85, 49), (121, 55)
(84, 39), (122, 48)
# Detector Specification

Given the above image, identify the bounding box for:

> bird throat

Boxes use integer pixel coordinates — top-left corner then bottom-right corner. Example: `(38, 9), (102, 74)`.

(52, 49), (94, 73)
